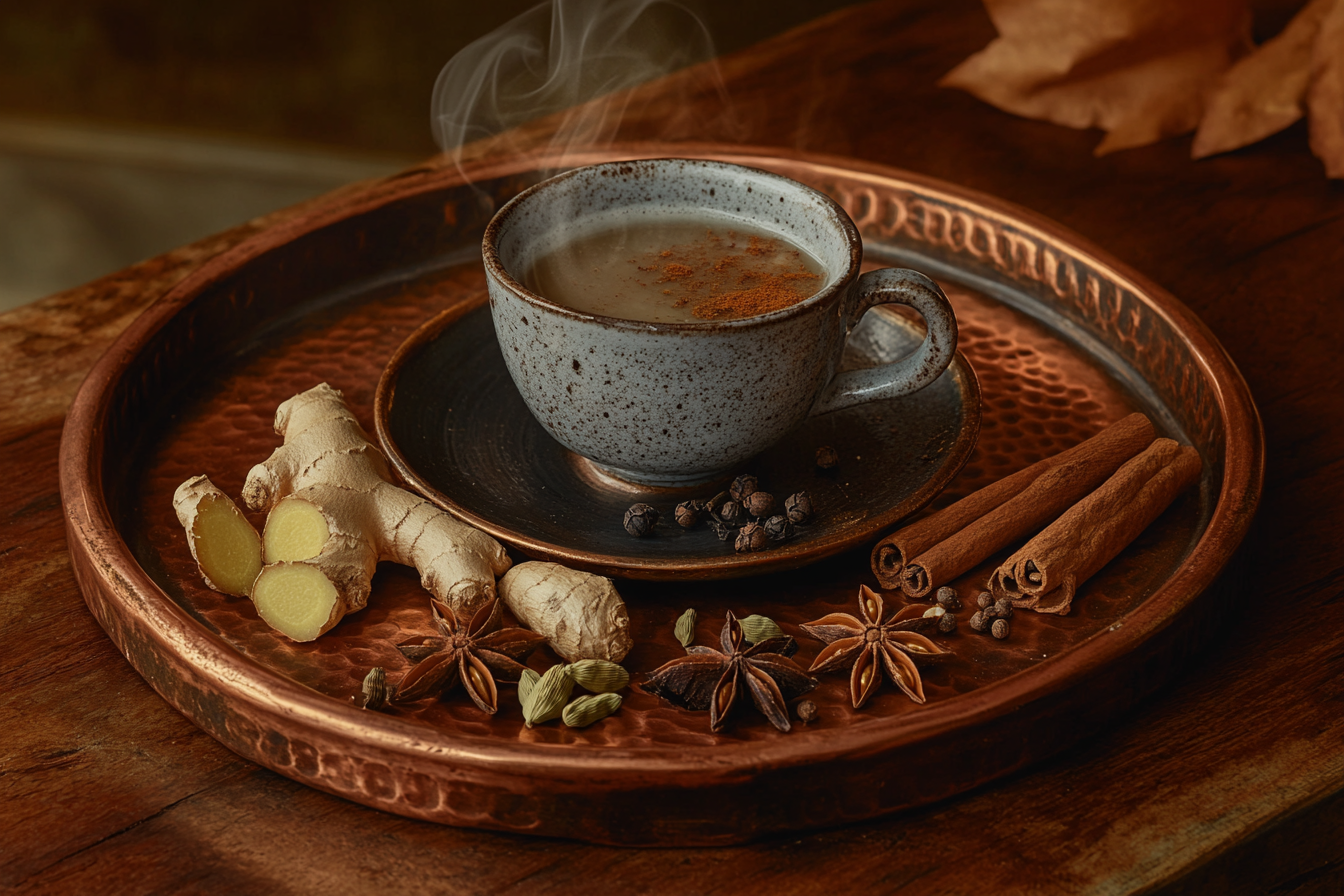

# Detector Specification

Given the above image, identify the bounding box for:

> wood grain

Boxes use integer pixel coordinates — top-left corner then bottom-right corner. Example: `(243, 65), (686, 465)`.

(3, 0), (1343, 892)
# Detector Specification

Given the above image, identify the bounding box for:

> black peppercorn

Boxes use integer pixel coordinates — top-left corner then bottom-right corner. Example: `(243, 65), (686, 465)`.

(796, 699), (819, 724)
(935, 586), (962, 610)
(991, 618), (1010, 640)
(622, 503), (658, 537)
(969, 610), (989, 632)
(674, 500), (703, 529)
(815, 446), (839, 470)
(994, 598), (1014, 619)
(938, 612), (957, 634)
(729, 474), (758, 502)
(976, 590), (993, 610)
(784, 491), (813, 524)
(743, 490), (775, 518)
(734, 521), (768, 553)
(763, 514), (794, 541)
(716, 499), (747, 527)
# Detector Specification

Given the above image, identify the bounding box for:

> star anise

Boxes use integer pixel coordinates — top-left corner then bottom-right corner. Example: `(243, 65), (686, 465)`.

(642, 610), (816, 732)
(802, 585), (950, 709)
(392, 597), (547, 714)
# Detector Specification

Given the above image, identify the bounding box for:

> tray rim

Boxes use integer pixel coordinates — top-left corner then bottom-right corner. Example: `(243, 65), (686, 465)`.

(58, 143), (1264, 843)
(373, 293), (983, 580)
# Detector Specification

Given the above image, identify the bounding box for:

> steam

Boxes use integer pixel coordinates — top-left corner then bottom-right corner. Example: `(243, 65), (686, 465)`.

(431, 0), (735, 167)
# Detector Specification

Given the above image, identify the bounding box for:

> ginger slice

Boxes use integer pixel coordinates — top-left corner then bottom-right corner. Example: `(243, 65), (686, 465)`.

(251, 561), (341, 642)
(173, 475), (263, 598)
(242, 383), (512, 641)
(263, 496), (330, 563)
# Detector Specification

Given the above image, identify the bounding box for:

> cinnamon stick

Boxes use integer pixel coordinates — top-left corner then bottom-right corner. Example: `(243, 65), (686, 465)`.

(871, 458), (1050, 590)
(871, 413), (1156, 591)
(894, 413), (1157, 598)
(991, 439), (1201, 614)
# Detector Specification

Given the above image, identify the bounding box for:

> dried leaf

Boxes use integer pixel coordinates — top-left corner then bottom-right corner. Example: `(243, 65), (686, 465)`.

(941, 0), (1252, 154)
(1308, 0), (1344, 176)
(1193, 0), (1334, 158)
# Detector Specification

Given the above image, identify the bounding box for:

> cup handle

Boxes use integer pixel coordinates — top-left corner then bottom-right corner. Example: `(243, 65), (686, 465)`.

(809, 268), (957, 416)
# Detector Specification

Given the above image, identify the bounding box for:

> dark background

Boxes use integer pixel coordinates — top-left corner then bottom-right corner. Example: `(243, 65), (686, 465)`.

(0, 0), (865, 155)
(0, 1), (865, 308)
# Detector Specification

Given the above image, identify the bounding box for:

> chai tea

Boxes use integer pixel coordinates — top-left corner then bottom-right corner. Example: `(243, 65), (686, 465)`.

(522, 216), (827, 323)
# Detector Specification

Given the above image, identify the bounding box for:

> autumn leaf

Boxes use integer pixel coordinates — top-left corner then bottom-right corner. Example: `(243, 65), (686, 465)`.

(941, 0), (1253, 155)
(1193, 0), (1328, 154)
(1307, 0), (1344, 176)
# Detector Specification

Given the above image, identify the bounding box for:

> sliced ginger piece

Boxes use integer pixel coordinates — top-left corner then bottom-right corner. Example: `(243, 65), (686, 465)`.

(241, 383), (513, 641)
(173, 475), (263, 597)
(251, 561), (340, 642)
(263, 496), (330, 563)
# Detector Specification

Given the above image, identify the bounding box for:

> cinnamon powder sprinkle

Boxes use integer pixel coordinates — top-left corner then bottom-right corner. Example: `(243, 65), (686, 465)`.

(691, 272), (820, 320)
(659, 263), (695, 281)
(630, 229), (821, 321)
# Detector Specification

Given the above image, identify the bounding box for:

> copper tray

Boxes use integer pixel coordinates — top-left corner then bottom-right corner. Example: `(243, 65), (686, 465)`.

(59, 145), (1262, 846)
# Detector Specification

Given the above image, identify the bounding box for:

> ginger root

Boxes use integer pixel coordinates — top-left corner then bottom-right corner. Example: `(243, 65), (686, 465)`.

(173, 475), (263, 598)
(240, 383), (512, 641)
(498, 562), (632, 662)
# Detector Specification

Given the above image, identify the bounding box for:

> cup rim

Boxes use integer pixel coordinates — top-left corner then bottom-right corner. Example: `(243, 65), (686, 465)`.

(480, 157), (864, 331)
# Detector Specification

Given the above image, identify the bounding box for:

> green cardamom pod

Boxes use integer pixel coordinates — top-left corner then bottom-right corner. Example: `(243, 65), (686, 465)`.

(359, 667), (389, 710)
(523, 664), (574, 727)
(561, 692), (623, 728)
(566, 659), (629, 693)
(674, 608), (697, 649)
(517, 667), (540, 708)
(739, 614), (784, 645)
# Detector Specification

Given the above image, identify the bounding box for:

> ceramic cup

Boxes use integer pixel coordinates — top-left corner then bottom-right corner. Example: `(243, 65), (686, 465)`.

(481, 158), (957, 487)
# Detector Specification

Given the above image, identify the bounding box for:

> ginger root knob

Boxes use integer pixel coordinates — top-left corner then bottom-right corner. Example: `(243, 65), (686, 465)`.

(498, 562), (633, 662)
(243, 383), (512, 641)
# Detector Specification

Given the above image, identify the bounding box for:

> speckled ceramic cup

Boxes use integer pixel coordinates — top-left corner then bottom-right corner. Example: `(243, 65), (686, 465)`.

(482, 158), (957, 487)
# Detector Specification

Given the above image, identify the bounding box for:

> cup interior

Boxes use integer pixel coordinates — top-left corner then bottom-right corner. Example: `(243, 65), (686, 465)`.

(485, 159), (861, 322)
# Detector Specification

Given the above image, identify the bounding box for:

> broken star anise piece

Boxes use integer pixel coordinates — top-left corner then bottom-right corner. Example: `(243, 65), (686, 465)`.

(802, 584), (950, 709)
(392, 597), (548, 714)
(642, 610), (816, 733)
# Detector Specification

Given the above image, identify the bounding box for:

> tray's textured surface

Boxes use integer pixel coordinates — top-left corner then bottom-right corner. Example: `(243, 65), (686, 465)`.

(60, 147), (1259, 845)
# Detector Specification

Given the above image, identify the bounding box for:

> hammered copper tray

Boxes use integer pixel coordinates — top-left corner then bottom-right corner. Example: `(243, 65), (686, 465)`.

(60, 146), (1261, 846)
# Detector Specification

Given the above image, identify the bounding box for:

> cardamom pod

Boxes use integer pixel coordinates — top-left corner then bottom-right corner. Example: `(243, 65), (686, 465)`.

(674, 608), (697, 649)
(561, 692), (623, 728)
(517, 667), (540, 708)
(358, 667), (389, 710)
(523, 664), (574, 727)
(739, 614), (784, 645)
(567, 659), (629, 693)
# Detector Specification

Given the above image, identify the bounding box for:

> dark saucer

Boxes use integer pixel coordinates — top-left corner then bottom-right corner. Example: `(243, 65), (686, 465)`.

(375, 294), (980, 580)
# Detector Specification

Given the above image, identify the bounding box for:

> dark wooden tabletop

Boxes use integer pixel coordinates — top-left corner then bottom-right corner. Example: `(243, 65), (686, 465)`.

(4, 1), (1342, 893)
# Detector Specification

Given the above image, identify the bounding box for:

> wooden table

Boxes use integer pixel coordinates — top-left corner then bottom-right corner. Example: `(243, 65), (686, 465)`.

(4, 1), (1342, 892)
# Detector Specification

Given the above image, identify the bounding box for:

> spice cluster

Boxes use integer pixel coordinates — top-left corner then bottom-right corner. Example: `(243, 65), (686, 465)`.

(623, 473), (814, 553)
